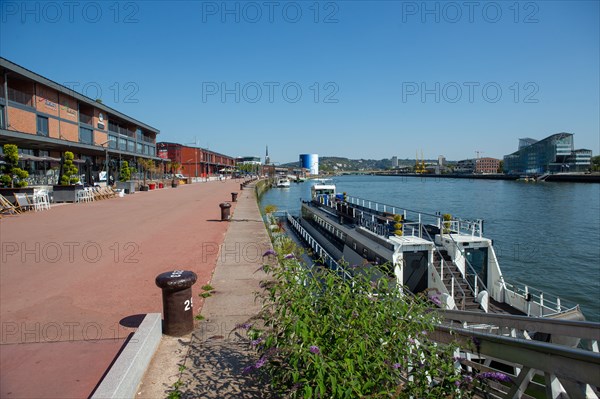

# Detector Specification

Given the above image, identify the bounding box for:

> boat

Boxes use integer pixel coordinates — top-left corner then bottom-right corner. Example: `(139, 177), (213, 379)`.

(275, 178), (291, 188)
(286, 183), (585, 321)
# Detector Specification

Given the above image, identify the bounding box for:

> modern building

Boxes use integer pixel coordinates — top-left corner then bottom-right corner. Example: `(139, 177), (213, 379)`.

(438, 155), (446, 167)
(0, 57), (160, 185)
(157, 142), (235, 178)
(391, 156), (398, 168)
(300, 153), (319, 175)
(455, 159), (476, 174)
(503, 133), (592, 175)
(475, 157), (501, 174)
(236, 156), (261, 165)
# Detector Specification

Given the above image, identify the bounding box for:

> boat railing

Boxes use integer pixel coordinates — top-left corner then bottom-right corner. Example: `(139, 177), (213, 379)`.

(503, 279), (577, 317)
(446, 219), (484, 237)
(345, 195), (441, 227)
(445, 232), (487, 298)
(421, 225), (467, 311)
(285, 212), (353, 281)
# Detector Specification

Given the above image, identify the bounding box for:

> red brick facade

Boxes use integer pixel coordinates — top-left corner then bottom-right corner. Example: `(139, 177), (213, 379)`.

(475, 157), (501, 174)
(157, 142), (235, 177)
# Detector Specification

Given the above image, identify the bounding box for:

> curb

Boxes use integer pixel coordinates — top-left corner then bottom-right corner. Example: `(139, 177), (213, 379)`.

(91, 313), (162, 399)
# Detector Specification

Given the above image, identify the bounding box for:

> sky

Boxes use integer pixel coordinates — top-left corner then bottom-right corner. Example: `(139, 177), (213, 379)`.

(1, 0), (598, 164)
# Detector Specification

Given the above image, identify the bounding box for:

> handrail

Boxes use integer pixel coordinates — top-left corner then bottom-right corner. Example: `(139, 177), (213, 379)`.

(421, 225), (467, 311)
(437, 309), (600, 342)
(285, 212), (353, 281)
(443, 231), (487, 297)
(504, 279), (575, 315)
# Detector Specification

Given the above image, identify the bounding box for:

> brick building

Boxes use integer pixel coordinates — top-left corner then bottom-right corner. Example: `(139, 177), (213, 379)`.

(475, 157), (501, 174)
(0, 57), (160, 185)
(157, 142), (235, 178)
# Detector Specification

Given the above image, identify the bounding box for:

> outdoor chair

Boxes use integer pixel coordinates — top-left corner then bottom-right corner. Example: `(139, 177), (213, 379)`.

(32, 190), (51, 211)
(14, 193), (34, 212)
(0, 194), (21, 215)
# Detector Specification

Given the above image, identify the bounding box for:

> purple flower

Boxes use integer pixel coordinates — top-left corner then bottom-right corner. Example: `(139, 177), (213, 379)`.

(477, 372), (512, 383)
(462, 375), (473, 384)
(254, 357), (267, 369)
(284, 253), (295, 259)
(251, 337), (263, 346)
(408, 337), (415, 344)
(455, 380), (461, 387)
(235, 322), (252, 330)
(262, 249), (276, 257)
(309, 345), (320, 354)
(241, 365), (254, 374)
(472, 336), (481, 352)
(429, 295), (442, 306)
(393, 363), (401, 369)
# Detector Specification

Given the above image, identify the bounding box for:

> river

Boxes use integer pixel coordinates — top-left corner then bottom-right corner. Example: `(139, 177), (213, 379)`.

(259, 175), (600, 321)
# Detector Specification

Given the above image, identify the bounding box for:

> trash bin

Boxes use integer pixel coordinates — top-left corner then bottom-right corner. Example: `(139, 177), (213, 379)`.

(231, 192), (238, 202)
(240, 183), (244, 190)
(219, 202), (231, 221)
(155, 270), (197, 336)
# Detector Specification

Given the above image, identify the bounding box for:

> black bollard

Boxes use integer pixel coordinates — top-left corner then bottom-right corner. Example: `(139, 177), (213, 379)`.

(240, 183), (244, 190)
(155, 270), (197, 336)
(220, 202), (232, 221)
(231, 192), (238, 202)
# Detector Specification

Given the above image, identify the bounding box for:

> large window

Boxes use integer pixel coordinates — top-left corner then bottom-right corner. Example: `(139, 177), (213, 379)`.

(118, 138), (126, 151)
(37, 115), (49, 136)
(137, 142), (143, 153)
(79, 127), (93, 144)
(108, 135), (117, 149)
(127, 140), (135, 153)
(0, 105), (5, 129)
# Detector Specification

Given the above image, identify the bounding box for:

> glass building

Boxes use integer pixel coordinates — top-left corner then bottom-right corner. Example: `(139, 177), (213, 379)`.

(503, 133), (592, 175)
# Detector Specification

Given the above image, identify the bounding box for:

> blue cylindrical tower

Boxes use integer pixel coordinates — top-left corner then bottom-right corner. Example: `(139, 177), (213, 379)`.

(299, 154), (319, 175)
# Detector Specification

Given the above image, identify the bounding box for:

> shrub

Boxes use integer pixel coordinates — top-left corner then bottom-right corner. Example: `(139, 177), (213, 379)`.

(247, 236), (467, 398)
(119, 161), (132, 181)
(60, 151), (79, 185)
(0, 144), (29, 188)
(264, 204), (277, 214)
(442, 213), (452, 234)
(393, 214), (403, 236)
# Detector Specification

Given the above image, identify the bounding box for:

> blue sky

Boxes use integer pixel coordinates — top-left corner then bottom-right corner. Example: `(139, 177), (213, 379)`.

(1, 1), (598, 163)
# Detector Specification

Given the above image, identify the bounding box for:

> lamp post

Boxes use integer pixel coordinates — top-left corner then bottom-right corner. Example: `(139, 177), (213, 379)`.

(99, 139), (110, 185)
(186, 137), (199, 182)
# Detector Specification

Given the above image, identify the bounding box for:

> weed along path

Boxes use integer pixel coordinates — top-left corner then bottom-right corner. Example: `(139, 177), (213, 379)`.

(0, 180), (239, 399)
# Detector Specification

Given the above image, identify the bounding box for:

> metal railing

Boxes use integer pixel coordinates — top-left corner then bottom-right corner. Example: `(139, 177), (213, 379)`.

(503, 279), (577, 317)
(421, 225), (467, 310)
(432, 315), (600, 398)
(444, 232), (487, 298)
(286, 212), (352, 281)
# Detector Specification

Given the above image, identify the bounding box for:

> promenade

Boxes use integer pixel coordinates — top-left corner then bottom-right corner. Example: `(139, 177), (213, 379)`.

(137, 181), (274, 398)
(0, 180), (240, 398)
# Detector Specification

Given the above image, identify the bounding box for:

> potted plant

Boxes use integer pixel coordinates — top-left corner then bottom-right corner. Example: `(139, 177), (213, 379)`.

(116, 161), (136, 194)
(53, 151), (82, 202)
(0, 144), (33, 202)
(393, 214), (403, 236)
(169, 162), (181, 188)
(138, 158), (151, 191)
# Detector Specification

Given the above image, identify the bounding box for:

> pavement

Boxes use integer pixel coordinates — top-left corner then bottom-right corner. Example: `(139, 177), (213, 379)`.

(136, 181), (274, 398)
(0, 179), (242, 399)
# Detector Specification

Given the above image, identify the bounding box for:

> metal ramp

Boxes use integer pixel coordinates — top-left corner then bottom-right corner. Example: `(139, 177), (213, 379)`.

(434, 310), (600, 399)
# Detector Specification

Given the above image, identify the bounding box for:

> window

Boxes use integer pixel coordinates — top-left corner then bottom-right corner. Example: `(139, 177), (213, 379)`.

(79, 127), (93, 144)
(127, 140), (135, 153)
(37, 115), (49, 136)
(108, 135), (117, 149)
(136, 128), (143, 141)
(118, 138), (126, 151)
(0, 105), (4, 129)
(136, 142), (142, 153)
(148, 146), (155, 156)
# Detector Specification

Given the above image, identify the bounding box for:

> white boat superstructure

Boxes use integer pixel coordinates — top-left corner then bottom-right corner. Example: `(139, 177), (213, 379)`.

(276, 178), (291, 188)
(293, 184), (584, 320)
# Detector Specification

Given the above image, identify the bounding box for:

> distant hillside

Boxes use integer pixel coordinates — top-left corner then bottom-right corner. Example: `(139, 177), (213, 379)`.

(281, 156), (439, 172)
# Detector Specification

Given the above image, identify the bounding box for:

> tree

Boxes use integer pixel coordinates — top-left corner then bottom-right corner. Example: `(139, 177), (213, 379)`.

(498, 160), (504, 174)
(60, 151), (79, 185)
(591, 155), (600, 172)
(1, 144), (29, 188)
(119, 161), (132, 181)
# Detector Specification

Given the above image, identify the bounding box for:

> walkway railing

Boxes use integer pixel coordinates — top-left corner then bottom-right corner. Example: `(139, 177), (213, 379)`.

(285, 212), (352, 281)
(433, 310), (600, 398)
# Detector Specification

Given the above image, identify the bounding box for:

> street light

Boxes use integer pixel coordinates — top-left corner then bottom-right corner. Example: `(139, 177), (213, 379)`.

(99, 139), (110, 185)
(185, 137), (199, 182)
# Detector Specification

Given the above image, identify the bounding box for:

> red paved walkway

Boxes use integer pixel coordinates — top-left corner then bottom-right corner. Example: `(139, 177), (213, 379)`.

(0, 180), (239, 398)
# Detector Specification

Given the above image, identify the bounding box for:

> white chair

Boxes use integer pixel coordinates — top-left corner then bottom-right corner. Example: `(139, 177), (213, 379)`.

(33, 189), (51, 211)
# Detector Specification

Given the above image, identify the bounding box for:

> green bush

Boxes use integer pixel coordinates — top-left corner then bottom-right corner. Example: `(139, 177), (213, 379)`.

(247, 236), (467, 398)
(120, 161), (132, 181)
(60, 151), (79, 185)
(393, 214), (403, 236)
(442, 213), (452, 234)
(0, 144), (29, 188)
